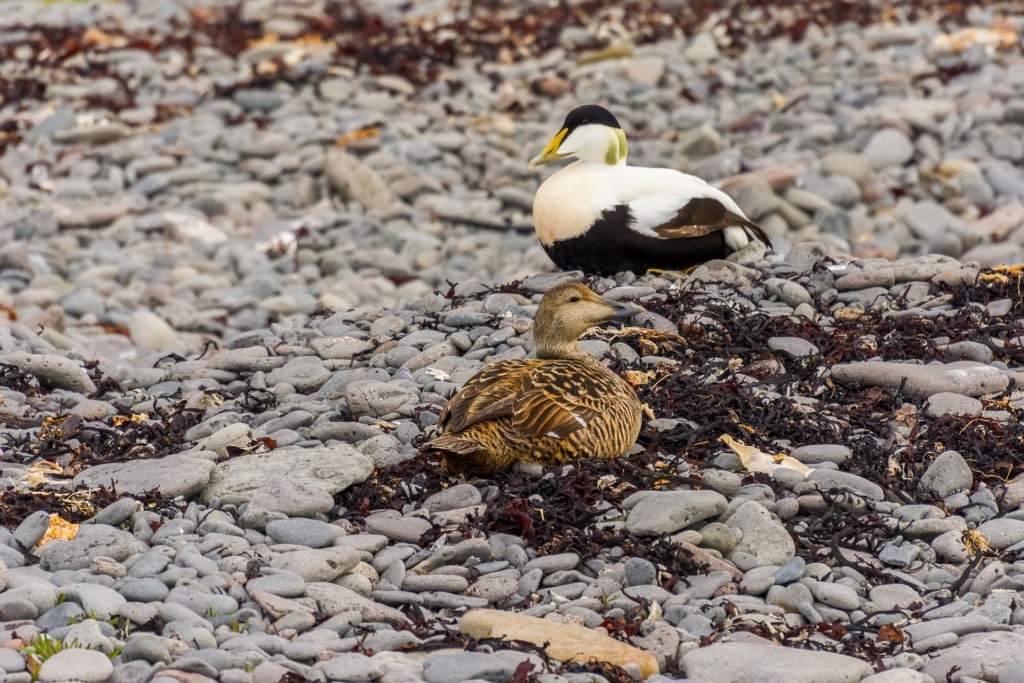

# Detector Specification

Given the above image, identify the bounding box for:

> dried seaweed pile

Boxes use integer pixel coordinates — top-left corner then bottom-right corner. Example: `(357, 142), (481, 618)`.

(0, 366), (224, 525)
(0, 0), (999, 154)
(342, 448), (705, 571)
(635, 268), (1023, 488)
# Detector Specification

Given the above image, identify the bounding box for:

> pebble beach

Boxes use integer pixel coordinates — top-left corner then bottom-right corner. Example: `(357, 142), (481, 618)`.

(2, 1), (1024, 682)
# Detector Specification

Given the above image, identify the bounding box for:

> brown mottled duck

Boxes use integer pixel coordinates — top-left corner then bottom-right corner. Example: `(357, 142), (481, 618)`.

(422, 283), (643, 475)
(529, 104), (772, 276)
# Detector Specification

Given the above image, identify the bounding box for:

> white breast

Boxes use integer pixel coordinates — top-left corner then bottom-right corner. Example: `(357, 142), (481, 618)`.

(532, 162), (618, 243)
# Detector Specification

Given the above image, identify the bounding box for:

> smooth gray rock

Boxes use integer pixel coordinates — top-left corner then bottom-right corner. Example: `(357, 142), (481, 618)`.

(423, 483), (482, 512)
(783, 241), (829, 274)
(977, 518), (1024, 549)
(90, 497), (139, 526)
(422, 652), (516, 683)
(764, 278), (813, 308)
(265, 519), (338, 548)
(767, 336), (819, 358)
(39, 526), (147, 571)
(789, 445), (851, 465)
(202, 445), (372, 505)
(902, 613), (992, 642)
(315, 652), (388, 681)
(624, 557), (658, 586)
(805, 469), (884, 501)
(922, 632), (1024, 683)
(919, 450), (973, 499)
(364, 512), (432, 543)
(73, 454), (215, 498)
(680, 642), (872, 682)
(625, 490), (728, 536)
(868, 583), (922, 610)
(13, 510), (51, 549)
(925, 392), (984, 417)
(246, 570), (306, 597)
(863, 128), (915, 169)
(0, 352), (96, 393)
(36, 649), (113, 682)
(831, 360), (1009, 398)
(726, 501), (795, 566)
(166, 586), (238, 617)
(521, 553), (580, 574)
(999, 654), (1024, 683)
(808, 580), (860, 610)
(269, 547), (360, 583)
(345, 379), (419, 418)
(403, 574), (470, 593)
(265, 356), (331, 393)
(57, 583), (127, 621)
(239, 478), (337, 521)
(325, 148), (396, 211)
(687, 260), (762, 288)
(0, 646), (26, 673)
(465, 573), (519, 604)
(861, 670), (932, 683)
(304, 583), (408, 624)
(119, 578), (170, 602)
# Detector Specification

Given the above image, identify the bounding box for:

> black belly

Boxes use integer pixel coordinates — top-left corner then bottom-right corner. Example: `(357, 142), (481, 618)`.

(541, 207), (732, 276)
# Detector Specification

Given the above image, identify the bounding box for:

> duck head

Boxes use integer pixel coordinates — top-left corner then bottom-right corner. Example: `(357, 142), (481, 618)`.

(533, 282), (641, 360)
(529, 104), (629, 168)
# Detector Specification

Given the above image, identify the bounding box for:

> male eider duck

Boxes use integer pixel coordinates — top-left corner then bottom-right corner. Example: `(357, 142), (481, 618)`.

(529, 104), (772, 276)
(422, 283), (643, 475)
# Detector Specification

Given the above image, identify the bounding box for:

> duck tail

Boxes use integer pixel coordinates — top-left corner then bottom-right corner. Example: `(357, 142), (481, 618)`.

(742, 219), (773, 250)
(422, 436), (516, 476)
(423, 435), (478, 456)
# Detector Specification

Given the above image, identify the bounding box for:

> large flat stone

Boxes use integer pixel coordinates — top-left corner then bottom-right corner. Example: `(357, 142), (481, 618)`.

(202, 444), (372, 505)
(830, 360), (1008, 398)
(681, 642), (872, 683)
(73, 453), (214, 498)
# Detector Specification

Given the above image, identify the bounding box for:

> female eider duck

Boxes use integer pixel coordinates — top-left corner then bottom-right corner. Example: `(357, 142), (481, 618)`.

(529, 104), (772, 276)
(422, 283), (643, 475)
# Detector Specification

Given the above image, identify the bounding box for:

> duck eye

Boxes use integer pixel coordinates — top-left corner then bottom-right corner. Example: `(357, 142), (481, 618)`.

(568, 295), (581, 302)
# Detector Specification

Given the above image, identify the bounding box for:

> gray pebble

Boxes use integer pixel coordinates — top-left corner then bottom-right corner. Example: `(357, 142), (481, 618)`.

(119, 578), (171, 602)
(422, 652), (515, 683)
(831, 360), (1009, 398)
(365, 512), (432, 543)
(918, 450), (974, 499)
(315, 653), (387, 681)
(924, 392), (984, 418)
(265, 519), (338, 548)
(625, 490), (728, 536)
(768, 336), (819, 358)
(609, 558), (651, 588)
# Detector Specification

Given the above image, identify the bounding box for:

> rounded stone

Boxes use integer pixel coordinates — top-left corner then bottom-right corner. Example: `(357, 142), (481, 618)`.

(37, 649), (113, 682)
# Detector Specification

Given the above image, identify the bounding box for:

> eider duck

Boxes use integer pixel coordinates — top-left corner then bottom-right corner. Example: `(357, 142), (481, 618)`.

(423, 283), (643, 475)
(529, 104), (772, 276)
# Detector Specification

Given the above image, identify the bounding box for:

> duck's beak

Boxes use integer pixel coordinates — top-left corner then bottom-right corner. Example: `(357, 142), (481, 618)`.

(528, 128), (569, 169)
(601, 297), (643, 321)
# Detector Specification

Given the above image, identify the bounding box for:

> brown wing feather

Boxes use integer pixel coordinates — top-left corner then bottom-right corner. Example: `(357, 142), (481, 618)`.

(513, 392), (581, 439)
(510, 370), (608, 439)
(439, 360), (605, 441)
(438, 363), (526, 432)
(652, 197), (772, 248)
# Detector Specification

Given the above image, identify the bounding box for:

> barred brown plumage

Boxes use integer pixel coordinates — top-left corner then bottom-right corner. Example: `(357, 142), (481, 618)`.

(421, 283), (644, 475)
